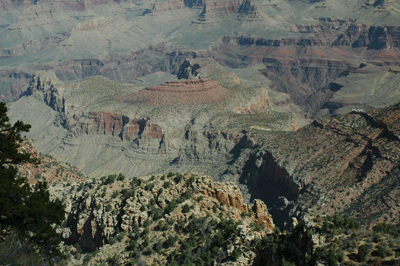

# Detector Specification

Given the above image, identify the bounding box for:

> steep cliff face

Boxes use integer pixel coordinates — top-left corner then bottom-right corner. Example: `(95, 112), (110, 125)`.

(73, 112), (163, 142)
(243, 103), (400, 227)
(333, 24), (400, 50)
(210, 20), (400, 113)
(0, 71), (32, 102)
(196, 0), (255, 23)
(27, 71), (65, 113)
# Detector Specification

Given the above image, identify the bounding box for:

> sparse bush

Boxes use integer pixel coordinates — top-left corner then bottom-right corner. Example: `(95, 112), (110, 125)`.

(150, 207), (164, 221)
(117, 173), (125, 181)
(145, 183), (155, 191)
(358, 243), (370, 262)
(182, 204), (191, 213)
(121, 188), (135, 199)
(106, 254), (120, 266)
(174, 174), (183, 183)
(143, 219), (151, 227)
(251, 222), (264, 232)
(164, 235), (178, 249)
(111, 190), (119, 198)
(165, 200), (177, 214)
(231, 248), (241, 261)
(102, 174), (117, 185)
(74, 243), (83, 254)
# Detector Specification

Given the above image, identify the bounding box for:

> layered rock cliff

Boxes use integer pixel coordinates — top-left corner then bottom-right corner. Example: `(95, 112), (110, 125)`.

(8, 63), (297, 185)
(240, 102), (400, 227)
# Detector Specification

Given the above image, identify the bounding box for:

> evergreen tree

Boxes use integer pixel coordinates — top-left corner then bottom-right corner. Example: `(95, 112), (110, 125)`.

(0, 102), (65, 256)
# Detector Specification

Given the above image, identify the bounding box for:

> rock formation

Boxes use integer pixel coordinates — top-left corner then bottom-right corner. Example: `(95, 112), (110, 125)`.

(240, 102), (400, 227)
(50, 172), (274, 265)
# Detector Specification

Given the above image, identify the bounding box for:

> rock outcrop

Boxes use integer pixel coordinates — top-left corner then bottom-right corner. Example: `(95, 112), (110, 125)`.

(51, 173), (274, 265)
(121, 79), (231, 106)
(27, 71), (65, 113)
(17, 140), (86, 185)
(241, 102), (400, 227)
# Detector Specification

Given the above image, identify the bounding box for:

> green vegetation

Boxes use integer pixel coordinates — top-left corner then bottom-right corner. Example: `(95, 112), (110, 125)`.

(26, 168), (400, 266)
(0, 103), (65, 260)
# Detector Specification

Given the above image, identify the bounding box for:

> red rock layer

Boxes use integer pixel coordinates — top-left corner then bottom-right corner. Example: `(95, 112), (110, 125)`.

(119, 79), (231, 106)
(75, 111), (163, 141)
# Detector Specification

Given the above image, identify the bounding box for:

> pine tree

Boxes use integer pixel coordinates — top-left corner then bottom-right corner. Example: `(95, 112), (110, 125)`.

(0, 102), (65, 256)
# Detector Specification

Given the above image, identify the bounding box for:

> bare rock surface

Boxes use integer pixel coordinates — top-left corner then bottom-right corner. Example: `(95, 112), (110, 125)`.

(0, 0), (400, 118)
(241, 102), (400, 227)
(7, 62), (297, 192)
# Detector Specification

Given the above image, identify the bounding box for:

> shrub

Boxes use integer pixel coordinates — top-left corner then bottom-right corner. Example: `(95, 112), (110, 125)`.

(144, 247), (153, 255)
(182, 204), (191, 213)
(164, 235), (178, 248)
(102, 174), (117, 185)
(117, 173), (125, 181)
(326, 248), (338, 266)
(111, 190), (119, 198)
(145, 183), (155, 191)
(143, 219), (151, 227)
(141, 235), (150, 248)
(106, 254), (120, 266)
(150, 207), (164, 221)
(174, 174), (183, 183)
(181, 190), (192, 201)
(375, 245), (388, 258)
(251, 222), (264, 232)
(337, 248), (345, 263)
(163, 182), (171, 189)
(121, 188), (135, 199)
(165, 200), (177, 214)
(358, 244), (370, 262)
(231, 248), (241, 261)
(74, 243), (83, 254)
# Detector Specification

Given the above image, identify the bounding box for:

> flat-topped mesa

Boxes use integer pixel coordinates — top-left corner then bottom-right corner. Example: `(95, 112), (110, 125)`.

(145, 79), (217, 93)
(119, 78), (231, 106)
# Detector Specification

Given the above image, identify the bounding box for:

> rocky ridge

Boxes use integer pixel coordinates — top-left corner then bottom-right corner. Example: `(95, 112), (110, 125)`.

(17, 140), (86, 185)
(239, 102), (400, 228)
(50, 172), (274, 265)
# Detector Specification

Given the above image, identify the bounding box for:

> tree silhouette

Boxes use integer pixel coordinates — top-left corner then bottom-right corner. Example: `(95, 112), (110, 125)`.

(0, 102), (65, 256)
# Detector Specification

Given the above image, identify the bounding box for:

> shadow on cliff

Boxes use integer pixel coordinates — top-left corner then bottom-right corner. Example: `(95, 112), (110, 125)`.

(238, 150), (301, 229)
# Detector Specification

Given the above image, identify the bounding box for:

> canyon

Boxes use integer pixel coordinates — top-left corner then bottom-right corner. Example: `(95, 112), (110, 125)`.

(2, 0), (400, 232)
